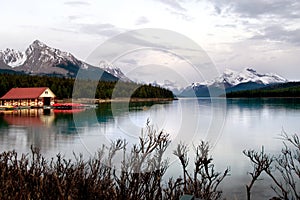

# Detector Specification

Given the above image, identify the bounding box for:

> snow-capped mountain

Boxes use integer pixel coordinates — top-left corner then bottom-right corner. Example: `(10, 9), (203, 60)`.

(0, 40), (119, 81)
(180, 68), (288, 97)
(0, 48), (27, 68)
(13, 40), (87, 77)
(197, 68), (287, 88)
(98, 60), (131, 82)
(150, 80), (184, 95)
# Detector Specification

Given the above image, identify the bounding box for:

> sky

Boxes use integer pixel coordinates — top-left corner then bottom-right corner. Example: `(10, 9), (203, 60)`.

(1, 0), (300, 80)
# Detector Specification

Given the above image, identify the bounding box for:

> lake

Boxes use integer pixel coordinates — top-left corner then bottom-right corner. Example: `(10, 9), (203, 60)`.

(0, 98), (300, 199)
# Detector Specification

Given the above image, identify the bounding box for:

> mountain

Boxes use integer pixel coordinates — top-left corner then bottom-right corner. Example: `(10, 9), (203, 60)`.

(0, 40), (119, 81)
(179, 68), (288, 97)
(148, 80), (184, 95)
(194, 68), (287, 88)
(0, 48), (27, 68)
(98, 61), (131, 82)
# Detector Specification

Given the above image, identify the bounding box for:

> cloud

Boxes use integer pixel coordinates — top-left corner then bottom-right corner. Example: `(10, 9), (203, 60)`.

(79, 23), (121, 37)
(210, 0), (300, 19)
(234, 0), (300, 18)
(135, 16), (150, 25)
(206, 0), (300, 48)
(252, 25), (300, 45)
(152, 0), (193, 21)
(153, 0), (186, 12)
(214, 5), (222, 15)
(64, 1), (90, 6)
(50, 27), (78, 34)
(215, 24), (236, 28)
(168, 9), (194, 21)
(68, 15), (82, 21)
(120, 58), (138, 65)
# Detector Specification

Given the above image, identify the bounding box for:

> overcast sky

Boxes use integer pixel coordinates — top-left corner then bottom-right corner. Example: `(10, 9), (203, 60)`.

(1, 0), (300, 80)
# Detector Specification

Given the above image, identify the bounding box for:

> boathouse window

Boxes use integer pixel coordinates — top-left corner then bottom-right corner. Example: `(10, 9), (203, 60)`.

(45, 91), (48, 94)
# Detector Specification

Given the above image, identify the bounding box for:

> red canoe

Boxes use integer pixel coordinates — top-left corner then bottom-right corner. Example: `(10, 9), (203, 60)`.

(52, 103), (86, 110)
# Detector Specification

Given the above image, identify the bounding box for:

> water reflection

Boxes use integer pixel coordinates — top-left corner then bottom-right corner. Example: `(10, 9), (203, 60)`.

(0, 98), (298, 154)
(1, 109), (54, 127)
(0, 101), (174, 155)
(227, 98), (300, 110)
(0, 99), (299, 199)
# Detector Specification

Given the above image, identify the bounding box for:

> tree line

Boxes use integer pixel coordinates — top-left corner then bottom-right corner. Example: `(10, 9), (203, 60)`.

(0, 73), (174, 99)
(226, 82), (300, 98)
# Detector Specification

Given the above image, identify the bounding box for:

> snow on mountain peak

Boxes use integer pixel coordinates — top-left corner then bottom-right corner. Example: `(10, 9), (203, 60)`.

(27, 40), (55, 54)
(178, 68), (289, 97)
(23, 39), (81, 67)
(223, 68), (236, 75)
(0, 40), (88, 76)
(226, 68), (286, 85)
(98, 60), (131, 81)
(0, 40), (123, 79)
(244, 68), (257, 73)
(0, 48), (27, 67)
(31, 40), (47, 48)
(198, 68), (287, 87)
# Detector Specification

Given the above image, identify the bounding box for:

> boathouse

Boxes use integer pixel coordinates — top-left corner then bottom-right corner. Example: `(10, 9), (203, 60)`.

(0, 87), (56, 107)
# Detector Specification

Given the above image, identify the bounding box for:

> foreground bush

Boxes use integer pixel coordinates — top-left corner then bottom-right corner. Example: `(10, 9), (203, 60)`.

(244, 132), (300, 200)
(1, 124), (300, 200)
(0, 122), (228, 200)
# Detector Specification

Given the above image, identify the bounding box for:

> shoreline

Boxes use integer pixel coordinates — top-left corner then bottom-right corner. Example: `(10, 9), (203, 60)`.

(58, 97), (177, 104)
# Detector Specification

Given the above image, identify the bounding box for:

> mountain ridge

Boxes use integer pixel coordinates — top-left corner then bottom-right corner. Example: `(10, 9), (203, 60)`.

(0, 40), (119, 81)
(179, 68), (288, 97)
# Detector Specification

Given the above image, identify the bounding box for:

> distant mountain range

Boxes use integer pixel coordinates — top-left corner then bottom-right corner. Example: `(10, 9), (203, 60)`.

(179, 68), (288, 97)
(0, 40), (120, 81)
(0, 41), (289, 98)
(98, 60), (131, 82)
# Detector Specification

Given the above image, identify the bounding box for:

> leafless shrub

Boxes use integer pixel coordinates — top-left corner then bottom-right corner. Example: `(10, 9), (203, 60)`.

(0, 122), (171, 200)
(0, 122), (231, 200)
(244, 132), (300, 200)
(269, 132), (300, 200)
(243, 147), (274, 200)
(114, 120), (170, 200)
(173, 141), (229, 200)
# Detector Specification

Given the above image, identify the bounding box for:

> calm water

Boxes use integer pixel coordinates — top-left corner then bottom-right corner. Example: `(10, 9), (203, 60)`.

(1, 98), (300, 199)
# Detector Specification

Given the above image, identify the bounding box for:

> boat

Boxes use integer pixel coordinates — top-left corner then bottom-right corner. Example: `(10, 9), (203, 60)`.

(52, 103), (87, 110)
(0, 105), (17, 110)
(53, 108), (85, 114)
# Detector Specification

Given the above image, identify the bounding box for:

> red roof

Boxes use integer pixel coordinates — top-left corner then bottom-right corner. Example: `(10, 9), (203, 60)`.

(0, 87), (49, 100)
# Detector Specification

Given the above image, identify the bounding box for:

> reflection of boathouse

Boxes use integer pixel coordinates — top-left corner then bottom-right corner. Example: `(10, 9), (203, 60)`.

(1, 109), (55, 127)
(0, 87), (56, 107)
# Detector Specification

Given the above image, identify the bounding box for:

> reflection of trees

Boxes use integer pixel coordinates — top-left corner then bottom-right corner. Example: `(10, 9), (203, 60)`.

(0, 101), (172, 157)
(227, 98), (300, 110)
(0, 116), (9, 128)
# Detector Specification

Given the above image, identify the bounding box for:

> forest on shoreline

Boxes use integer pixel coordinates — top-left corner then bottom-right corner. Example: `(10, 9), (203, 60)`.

(0, 73), (174, 100)
(226, 82), (300, 98)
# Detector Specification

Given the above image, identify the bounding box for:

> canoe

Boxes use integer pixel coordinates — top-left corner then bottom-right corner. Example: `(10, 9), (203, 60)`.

(52, 103), (86, 110)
